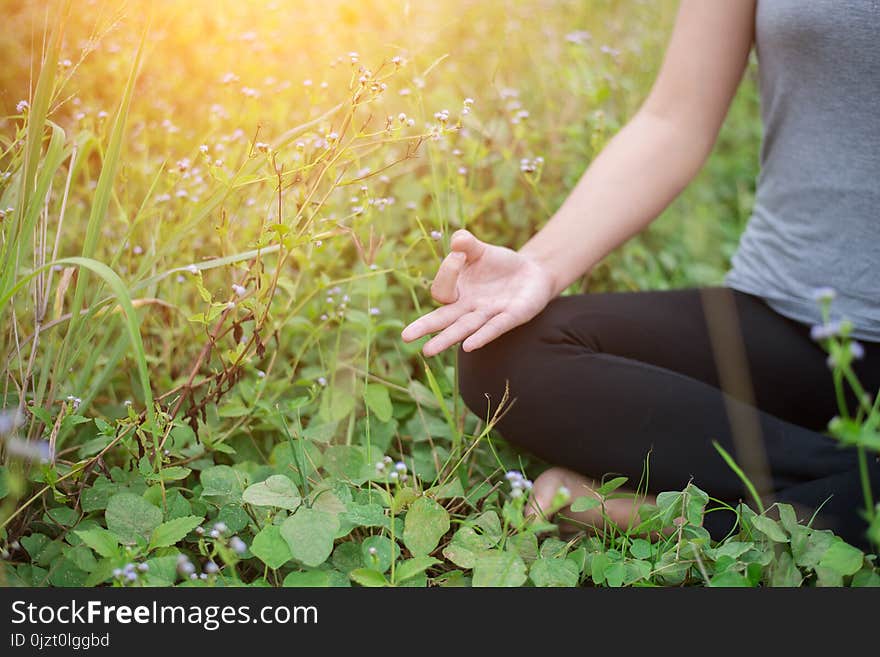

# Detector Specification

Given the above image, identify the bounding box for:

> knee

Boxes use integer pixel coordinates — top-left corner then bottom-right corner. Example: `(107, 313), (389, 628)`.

(456, 298), (571, 422)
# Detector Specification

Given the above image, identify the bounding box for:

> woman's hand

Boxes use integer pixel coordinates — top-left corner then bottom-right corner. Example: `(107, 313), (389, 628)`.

(401, 229), (557, 357)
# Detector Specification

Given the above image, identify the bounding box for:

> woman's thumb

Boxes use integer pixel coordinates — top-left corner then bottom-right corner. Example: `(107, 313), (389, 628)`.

(450, 228), (486, 263)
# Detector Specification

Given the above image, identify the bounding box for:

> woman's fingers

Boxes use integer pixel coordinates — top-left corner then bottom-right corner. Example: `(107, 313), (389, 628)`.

(451, 229), (487, 263)
(422, 310), (489, 357)
(401, 301), (468, 343)
(461, 311), (519, 352)
(430, 251), (467, 304)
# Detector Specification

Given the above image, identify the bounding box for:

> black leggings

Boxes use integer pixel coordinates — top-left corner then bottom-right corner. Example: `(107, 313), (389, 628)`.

(457, 288), (880, 548)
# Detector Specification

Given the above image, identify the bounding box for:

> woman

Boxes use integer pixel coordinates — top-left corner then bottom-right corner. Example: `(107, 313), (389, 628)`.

(401, 1), (880, 548)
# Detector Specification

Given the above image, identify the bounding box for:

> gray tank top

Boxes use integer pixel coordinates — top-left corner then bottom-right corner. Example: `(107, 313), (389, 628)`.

(724, 0), (880, 341)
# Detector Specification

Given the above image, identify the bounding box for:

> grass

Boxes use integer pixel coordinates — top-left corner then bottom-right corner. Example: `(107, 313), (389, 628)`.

(0, 0), (877, 587)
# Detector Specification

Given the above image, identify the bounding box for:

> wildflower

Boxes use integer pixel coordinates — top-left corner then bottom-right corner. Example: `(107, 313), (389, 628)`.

(558, 486), (570, 498)
(199, 144), (209, 154)
(811, 321), (843, 341)
(314, 240), (323, 247)
(375, 461), (386, 472)
(389, 471), (399, 481)
(369, 307), (380, 316)
(187, 264), (199, 274)
(204, 561), (219, 574)
(195, 526), (204, 535)
(383, 456), (393, 465)
(199, 573), (208, 580)
(458, 167), (468, 176)
(232, 283), (246, 297)
(391, 55), (403, 66)
(177, 555), (195, 576)
(317, 376), (327, 387)
(565, 30), (592, 45)
(399, 88), (411, 96)
(394, 461), (407, 473)
(213, 522), (227, 534)
(132, 245), (143, 255)
(137, 563), (149, 573)
(303, 79), (312, 87)
(123, 400), (132, 407)
(368, 546), (378, 556)
(504, 470), (533, 497)
(464, 98), (474, 107)
(254, 141), (270, 153)
(16, 100), (29, 113)
(812, 287), (837, 303)
(0, 409), (25, 437)
(226, 301), (236, 310)
(850, 341), (865, 360)
(113, 568), (123, 578)
(430, 230), (442, 240)
(60, 58), (72, 68)
(230, 536), (247, 554)
(320, 314), (328, 321)
(406, 118), (416, 127)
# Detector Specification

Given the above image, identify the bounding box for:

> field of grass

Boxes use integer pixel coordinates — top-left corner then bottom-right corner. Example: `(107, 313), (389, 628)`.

(1, 0), (877, 587)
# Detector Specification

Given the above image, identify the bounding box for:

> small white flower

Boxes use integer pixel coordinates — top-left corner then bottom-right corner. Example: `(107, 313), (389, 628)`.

(16, 100), (29, 113)
(317, 376), (327, 387)
(232, 283), (246, 297)
(186, 264), (199, 274)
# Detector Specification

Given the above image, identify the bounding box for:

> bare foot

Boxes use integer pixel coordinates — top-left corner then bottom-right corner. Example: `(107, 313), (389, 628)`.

(527, 466), (656, 534)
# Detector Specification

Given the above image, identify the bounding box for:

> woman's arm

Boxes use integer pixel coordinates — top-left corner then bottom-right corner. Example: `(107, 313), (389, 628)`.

(519, 0), (756, 296)
(402, 0), (757, 356)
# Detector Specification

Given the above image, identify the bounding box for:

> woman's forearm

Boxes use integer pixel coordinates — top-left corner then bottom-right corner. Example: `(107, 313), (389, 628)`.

(518, 109), (714, 297)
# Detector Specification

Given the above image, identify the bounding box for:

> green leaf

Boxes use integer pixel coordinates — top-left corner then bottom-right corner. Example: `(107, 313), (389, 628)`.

(472, 550), (527, 587)
(596, 476), (628, 496)
(280, 507), (340, 568)
(361, 536), (398, 573)
(149, 516), (203, 550)
(74, 528), (118, 558)
(425, 479), (465, 500)
(242, 475), (302, 511)
(200, 466), (246, 504)
(710, 571), (752, 587)
(629, 539), (653, 560)
(364, 383), (393, 423)
(818, 539), (863, 577)
(603, 562), (626, 588)
(403, 496), (450, 556)
(395, 556), (440, 584)
(570, 496), (601, 513)
(441, 527), (496, 569)
(529, 557), (580, 587)
(250, 525), (292, 570)
(147, 466), (192, 483)
(349, 568), (388, 587)
(770, 551), (803, 587)
(751, 515), (789, 543)
(283, 570), (350, 587)
(105, 493), (162, 546)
